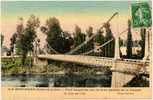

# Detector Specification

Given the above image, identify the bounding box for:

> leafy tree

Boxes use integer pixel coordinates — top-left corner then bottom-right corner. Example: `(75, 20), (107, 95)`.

(94, 29), (105, 56)
(119, 37), (124, 46)
(1, 34), (4, 46)
(10, 17), (24, 55)
(41, 17), (73, 53)
(86, 26), (93, 37)
(126, 20), (133, 58)
(10, 33), (17, 54)
(61, 31), (74, 53)
(16, 15), (40, 65)
(17, 17), (24, 35)
(139, 28), (146, 58)
(85, 26), (94, 55)
(73, 25), (86, 54)
(104, 23), (115, 57)
(45, 17), (63, 53)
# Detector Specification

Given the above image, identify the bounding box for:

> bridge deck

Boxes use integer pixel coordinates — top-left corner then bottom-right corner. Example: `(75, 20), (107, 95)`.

(38, 54), (149, 74)
(38, 54), (114, 67)
(1, 54), (150, 74)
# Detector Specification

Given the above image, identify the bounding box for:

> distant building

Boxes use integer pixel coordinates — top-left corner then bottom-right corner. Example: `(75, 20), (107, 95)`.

(120, 46), (127, 56)
(120, 39), (142, 56)
(132, 46), (141, 55)
(120, 46), (141, 56)
(1, 46), (9, 56)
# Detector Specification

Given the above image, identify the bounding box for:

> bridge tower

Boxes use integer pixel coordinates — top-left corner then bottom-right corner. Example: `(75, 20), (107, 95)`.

(33, 39), (48, 66)
(33, 40), (38, 65)
(111, 26), (135, 87)
(111, 28), (151, 87)
(143, 28), (151, 60)
(114, 36), (120, 59)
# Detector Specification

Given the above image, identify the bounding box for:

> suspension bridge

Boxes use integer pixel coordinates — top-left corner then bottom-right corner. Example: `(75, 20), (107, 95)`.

(33, 12), (152, 87)
(1, 12), (151, 87)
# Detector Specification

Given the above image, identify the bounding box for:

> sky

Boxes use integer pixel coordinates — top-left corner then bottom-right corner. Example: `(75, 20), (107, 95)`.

(1, 1), (151, 48)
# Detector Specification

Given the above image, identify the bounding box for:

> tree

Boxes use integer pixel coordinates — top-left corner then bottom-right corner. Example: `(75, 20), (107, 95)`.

(119, 37), (124, 47)
(139, 28), (146, 58)
(16, 15), (40, 65)
(86, 26), (93, 37)
(126, 20), (133, 58)
(85, 26), (94, 54)
(1, 34), (4, 46)
(104, 23), (115, 57)
(10, 33), (17, 54)
(41, 17), (74, 53)
(94, 29), (105, 56)
(61, 31), (74, 53)
(45, 17), (63, 53)
(10, 17), (24, 55)
(73, 25), (86, 54)
(17, 17), (24, 35)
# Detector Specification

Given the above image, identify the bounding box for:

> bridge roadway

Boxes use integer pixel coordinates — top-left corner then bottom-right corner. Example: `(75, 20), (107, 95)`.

(1, 54), (149, 74)
(37, 54), (149, 74)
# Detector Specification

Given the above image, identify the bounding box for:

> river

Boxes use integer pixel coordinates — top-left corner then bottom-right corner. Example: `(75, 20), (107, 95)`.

(2, 74), (112, 87)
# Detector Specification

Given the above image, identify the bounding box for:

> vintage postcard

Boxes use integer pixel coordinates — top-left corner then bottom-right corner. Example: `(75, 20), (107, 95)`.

(1, 0), (152, 100)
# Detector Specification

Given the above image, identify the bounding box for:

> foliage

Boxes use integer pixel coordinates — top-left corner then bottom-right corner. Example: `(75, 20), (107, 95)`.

(46, 17), (62, 53)
(85, 26), (94, 54)
(41, 17), (73, 53)
(94, 29), (105, 56)
(1, 57), (32, 75)
(126, 20), (133, 58)
(10, 33), (17, 53)
(1, 34), (4, 46)
(139, 28), (146, 58)
(61, 31), (74, 53)
(119, 37), (124, 46)
(10, 17), (24, 54)
(16, 15), (39, 65)
(17, 17), (24, 34)
(73, 25), (86, 54)
(104, 23), (115, 57)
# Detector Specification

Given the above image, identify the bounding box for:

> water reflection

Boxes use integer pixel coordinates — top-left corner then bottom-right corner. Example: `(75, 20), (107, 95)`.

(2, 74), (112, 87)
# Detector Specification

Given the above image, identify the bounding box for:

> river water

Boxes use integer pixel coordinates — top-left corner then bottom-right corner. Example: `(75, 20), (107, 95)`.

(2, 74), (112, 87)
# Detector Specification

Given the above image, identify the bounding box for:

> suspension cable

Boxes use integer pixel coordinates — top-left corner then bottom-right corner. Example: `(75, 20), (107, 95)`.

(66, 12), (119, 54)
(82, 28), (128, 55)
(47, 44), (59, 54)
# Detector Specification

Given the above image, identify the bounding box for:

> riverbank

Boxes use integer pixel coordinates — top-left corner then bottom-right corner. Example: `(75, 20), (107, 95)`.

(1, 64), (63, 76)
(1, 59), (111, 76)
